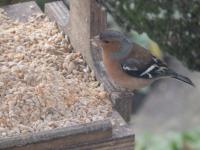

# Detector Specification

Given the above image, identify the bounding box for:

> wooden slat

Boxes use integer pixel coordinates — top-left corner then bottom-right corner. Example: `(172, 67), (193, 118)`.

(67, 136), (134, 150)
(111, 92), (134, 122)
(2, 1), (42, 22)
(1, 120), (112, 150)
(17, 112), (134, 150)
(45, 1), (70, 35)
(50, 112), (135, 150)
(58, 112), (134, 150)
(0, 112), (135, 150)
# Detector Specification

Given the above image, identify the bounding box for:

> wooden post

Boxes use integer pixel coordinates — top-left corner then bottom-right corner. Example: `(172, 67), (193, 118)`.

(70, 0), (106, 70)
(69, 0), (133, 122)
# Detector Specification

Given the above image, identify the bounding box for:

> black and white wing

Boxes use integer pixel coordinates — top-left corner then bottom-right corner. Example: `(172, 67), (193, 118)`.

(121, 56), (169, 79)
(121, 56), (195, 86)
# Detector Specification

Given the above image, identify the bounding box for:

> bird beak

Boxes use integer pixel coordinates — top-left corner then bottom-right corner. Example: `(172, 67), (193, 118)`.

(90, 35), (100, 47)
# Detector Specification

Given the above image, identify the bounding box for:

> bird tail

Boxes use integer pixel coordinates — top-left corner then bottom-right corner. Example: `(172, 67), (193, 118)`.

(167, 69), (195, 87)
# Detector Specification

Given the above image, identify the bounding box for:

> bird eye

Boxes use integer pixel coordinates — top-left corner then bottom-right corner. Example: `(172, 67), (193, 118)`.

(104, 40), (110, 43)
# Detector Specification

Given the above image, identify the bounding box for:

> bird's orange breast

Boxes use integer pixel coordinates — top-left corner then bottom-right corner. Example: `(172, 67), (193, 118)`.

(102, 51), (150, 90)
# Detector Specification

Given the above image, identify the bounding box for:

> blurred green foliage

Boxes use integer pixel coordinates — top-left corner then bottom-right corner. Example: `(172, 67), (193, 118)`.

(136, 127), (200, 150)
(100, 0), (200, 71)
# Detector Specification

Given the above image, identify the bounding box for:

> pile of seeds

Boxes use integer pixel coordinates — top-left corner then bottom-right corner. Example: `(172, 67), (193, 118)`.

(0, 9), (112, 137)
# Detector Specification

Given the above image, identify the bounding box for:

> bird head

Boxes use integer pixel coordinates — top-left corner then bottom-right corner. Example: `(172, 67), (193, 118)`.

(92, 30), (130, 53)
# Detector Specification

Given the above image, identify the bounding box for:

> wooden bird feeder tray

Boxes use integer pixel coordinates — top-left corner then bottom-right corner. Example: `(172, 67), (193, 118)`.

(0, 1), (135, 150)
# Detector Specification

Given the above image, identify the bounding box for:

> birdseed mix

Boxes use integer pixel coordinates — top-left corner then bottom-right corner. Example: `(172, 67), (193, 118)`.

(0, 9), (112, 138)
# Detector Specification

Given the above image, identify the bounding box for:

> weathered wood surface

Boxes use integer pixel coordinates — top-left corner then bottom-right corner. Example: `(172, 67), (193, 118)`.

(111, 92), (134, 122)
(1, 120), (112, 150)
(2, 120), (113, 150)
(70, 0), (107, 70)
(45, 1), (70, 35)
(2, 1), (42, 22)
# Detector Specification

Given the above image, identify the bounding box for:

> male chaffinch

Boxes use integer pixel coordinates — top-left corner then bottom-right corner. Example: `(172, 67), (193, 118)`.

(92, 30), (194, 90)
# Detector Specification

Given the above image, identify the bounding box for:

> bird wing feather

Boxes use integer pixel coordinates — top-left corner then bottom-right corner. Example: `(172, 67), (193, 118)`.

(120, 42), (168, 79)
